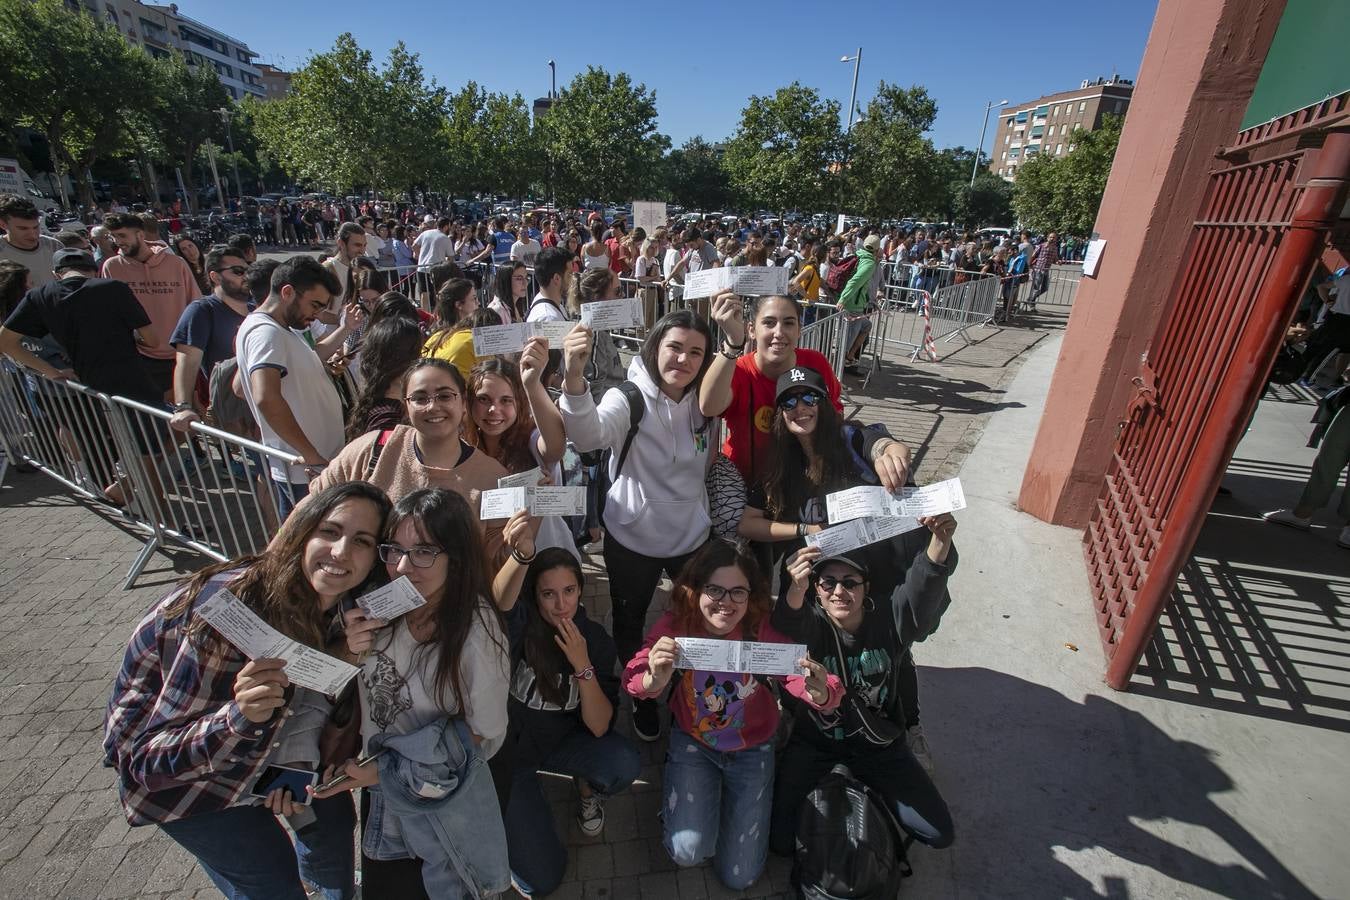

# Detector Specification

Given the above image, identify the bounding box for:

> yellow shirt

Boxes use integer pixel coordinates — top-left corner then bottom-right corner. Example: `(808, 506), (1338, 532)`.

(798, 264), (821, 302)
(424, 329), (477, 381)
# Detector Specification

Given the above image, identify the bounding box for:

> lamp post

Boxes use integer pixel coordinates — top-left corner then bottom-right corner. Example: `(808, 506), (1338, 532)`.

(548, 59), (556, 100)
(546, 60), (557, 210)
(972, 99), (1008, 187)
(217, 107), (242, 206)
(835, 49), (862, 234)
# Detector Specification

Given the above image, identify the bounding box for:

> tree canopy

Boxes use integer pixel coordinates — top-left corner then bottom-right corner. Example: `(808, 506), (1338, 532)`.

(1013, 115), (1123, 235)
(722, 83), (839, 214)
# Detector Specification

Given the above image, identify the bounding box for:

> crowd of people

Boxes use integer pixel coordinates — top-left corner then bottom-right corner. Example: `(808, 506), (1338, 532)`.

(0, 190), (968, 897)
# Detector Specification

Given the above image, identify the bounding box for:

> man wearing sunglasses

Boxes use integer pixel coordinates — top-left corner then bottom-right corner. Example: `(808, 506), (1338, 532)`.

(169, 245), (256, 432)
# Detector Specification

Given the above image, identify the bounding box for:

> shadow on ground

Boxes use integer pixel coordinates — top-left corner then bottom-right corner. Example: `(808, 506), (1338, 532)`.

(1130, 456), (1350, 733)
(921, 666), (1322, 899)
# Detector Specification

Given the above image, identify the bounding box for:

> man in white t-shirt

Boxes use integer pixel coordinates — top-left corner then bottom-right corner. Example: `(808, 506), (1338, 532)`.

(235, 256), (346, 517)
(510, 231), (542, 267)
(0, 195), (63, 287)
(526, 247), (571, 323)
(359, 215), (384, 260)
(413, 217), (453, 270)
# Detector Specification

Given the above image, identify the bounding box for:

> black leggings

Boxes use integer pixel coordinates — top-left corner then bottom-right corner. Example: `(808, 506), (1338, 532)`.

(359, 791), (428, 900)
(601, 529), (704, 665)
(769, 735), (954, 857)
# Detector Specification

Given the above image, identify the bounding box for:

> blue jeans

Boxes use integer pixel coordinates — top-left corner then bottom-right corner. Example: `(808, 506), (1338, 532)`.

(272, 477), (308, 520)
(661, 729), (774, 891)
(159, 794), (356, 900)
(506, 728), (641, 895)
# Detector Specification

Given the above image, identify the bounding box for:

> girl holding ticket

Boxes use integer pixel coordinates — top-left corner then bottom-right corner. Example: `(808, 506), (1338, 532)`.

(558, 309), (716, 741)
(491, 532), (641, 895)
(622, 539), (842, 892)
(104, 481), (393, 900)
(306, 359), (510, 568)
(321, 488), (511, 899)
(768, 536), (956, 865)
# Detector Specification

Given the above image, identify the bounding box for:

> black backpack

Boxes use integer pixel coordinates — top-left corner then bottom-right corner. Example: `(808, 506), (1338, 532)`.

(589, 381), (645, 524)
(792, 765), (912, 899)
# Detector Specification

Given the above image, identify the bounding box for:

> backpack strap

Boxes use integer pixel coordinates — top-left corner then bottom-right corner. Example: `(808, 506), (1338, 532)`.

(612, 381), (645, 477)
(364, 429), (393, 479)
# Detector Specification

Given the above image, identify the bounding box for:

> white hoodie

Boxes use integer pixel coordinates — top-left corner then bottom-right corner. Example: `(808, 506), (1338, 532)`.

(559, 357), (711, 557)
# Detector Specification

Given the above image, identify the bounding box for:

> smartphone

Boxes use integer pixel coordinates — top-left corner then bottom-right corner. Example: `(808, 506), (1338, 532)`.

(250, 765), (318, 806)
(316, 750), (386, 793)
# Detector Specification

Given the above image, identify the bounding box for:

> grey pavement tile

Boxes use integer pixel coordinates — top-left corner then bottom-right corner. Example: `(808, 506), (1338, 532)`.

(97, 839), (171, 898)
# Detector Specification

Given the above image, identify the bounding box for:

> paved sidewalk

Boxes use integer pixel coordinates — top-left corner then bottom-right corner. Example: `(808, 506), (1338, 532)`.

(0, 312), (1062, 899)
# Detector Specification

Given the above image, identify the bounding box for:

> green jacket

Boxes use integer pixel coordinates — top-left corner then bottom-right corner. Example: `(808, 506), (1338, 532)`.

(837, 248), (876, 313)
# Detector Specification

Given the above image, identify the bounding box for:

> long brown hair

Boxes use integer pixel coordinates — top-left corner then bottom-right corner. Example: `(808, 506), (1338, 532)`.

(669, 539), (769, 641)
(520, 548), (586, 707)
(760, 397), (852, 519)
(165, 482), (392, 651)
(376, 489), (506, 715)
(462, 357), (537, 473)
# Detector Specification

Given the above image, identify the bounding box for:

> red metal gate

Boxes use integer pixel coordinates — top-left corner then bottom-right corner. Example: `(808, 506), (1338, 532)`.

(1084, 101), (1350, 691)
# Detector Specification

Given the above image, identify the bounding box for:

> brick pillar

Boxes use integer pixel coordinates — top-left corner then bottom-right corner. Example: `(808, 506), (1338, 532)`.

(1018, 0), (1287, 527)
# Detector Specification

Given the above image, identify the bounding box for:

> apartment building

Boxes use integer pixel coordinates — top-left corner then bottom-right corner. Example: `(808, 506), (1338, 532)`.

(991, 76), (1134, 181)
(69, 0), (266, 101)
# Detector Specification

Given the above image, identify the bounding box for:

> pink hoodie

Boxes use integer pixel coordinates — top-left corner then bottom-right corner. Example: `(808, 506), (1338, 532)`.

(101, 247), (198, 360)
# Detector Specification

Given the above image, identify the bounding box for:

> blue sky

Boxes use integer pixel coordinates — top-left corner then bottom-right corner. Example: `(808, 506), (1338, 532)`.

(176, 0), (1157, 152)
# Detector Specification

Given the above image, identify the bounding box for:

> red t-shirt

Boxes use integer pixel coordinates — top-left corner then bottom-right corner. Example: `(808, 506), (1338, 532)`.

(721, 349), (843, 481)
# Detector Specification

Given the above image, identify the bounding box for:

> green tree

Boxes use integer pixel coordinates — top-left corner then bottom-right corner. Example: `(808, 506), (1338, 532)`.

(723, 83), (840, 214)
(253, 34), (446, 196)
(479, 92), (537, 200)
(142, 55), (232, 201)
(843, 83), (940, 220)
(1013, 115), (1124, 235)
(663, 136), (731, 212)
(952, 171), (1015, 227)
(541, 67), (667, 204)
(0, 0), (156, 208)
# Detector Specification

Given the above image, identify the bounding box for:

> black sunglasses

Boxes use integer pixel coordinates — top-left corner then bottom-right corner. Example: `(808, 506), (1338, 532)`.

(779, 392), (821, 410)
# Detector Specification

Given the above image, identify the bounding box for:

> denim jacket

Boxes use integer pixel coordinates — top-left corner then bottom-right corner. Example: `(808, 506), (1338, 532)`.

(363, 717), (510, 898)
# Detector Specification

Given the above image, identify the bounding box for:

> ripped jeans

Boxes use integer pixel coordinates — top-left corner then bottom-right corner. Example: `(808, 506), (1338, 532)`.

(661, 729), (774, 892)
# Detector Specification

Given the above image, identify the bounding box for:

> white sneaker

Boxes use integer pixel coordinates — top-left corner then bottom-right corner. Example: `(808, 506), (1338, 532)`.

(1262, 509), (1311, 530)
(577, 793), (605, 837)
(906, 724), (935, 776)
(1338, 525), (1350, 549)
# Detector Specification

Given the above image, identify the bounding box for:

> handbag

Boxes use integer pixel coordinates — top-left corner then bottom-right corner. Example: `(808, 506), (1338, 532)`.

(824, 618), (904, 748)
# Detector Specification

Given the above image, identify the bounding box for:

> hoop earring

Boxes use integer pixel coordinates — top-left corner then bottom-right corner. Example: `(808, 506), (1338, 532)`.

(863, 595), (876, 612)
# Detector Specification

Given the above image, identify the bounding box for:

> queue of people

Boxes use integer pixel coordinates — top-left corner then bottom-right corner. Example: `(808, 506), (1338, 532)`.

(0, 191), (963, 897)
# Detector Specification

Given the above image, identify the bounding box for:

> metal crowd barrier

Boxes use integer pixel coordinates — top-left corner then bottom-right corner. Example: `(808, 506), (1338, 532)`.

(0, 364), (299, 588)
(1016, 263), (1083, 310)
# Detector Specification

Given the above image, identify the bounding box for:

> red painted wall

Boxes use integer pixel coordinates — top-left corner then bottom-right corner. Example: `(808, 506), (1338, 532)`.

(1018, 0), (1287, 527)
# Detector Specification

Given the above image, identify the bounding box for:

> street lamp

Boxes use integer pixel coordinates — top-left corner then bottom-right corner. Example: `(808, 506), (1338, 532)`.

(546, 60), (557, 209)
(216, 106), (243, 207)
(841, 50), (862, 133)
(548, 59), (556, 100)
(972, 99), (1008, 187)
(834, 49), (862, 233)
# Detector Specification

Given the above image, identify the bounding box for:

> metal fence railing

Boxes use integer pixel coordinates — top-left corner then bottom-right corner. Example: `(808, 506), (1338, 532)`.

(0, 363), (298, 588)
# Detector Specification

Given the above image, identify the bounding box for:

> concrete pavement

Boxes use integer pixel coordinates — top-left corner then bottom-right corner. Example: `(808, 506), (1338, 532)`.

(2, 304), (1344, 898)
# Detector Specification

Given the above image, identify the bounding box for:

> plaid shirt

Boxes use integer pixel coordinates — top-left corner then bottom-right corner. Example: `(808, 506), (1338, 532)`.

(1032, 241), (1059, 271)
(103, 573), (295, 826)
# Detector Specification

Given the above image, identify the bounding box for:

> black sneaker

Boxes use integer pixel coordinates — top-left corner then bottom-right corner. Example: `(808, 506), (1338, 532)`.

(632, 698), (661, 742)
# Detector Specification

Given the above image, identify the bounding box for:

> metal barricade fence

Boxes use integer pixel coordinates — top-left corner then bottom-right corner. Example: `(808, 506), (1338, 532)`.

(0, 362), (300, 588)
(1026, 263), (1083, 309)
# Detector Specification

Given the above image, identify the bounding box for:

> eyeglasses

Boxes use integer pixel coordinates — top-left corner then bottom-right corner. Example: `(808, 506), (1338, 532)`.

(214, 265), (248, 276)
(378, 543), (444, 568)
(406, 390), (460, 408)
(817, 575), (865, 592)
(779, 393), (820, 410)
(701, 584), (750, 605)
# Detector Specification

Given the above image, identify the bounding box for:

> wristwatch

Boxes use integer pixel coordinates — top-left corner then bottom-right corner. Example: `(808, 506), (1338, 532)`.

(572, 666), (596, 681)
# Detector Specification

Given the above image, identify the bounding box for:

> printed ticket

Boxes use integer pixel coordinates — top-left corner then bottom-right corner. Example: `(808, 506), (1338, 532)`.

(673, 637), (808, 677)
(825, 479), (966, 524)
(480, 485), (586, 519)
(679, 266), (791, 300)
(472, 321), (578, 355)
(805, 515), (924, 557)
(498, 467), (543, 489)
(197, 589), (360, 696)
(471, 323), (530, 356)
(355, 575), (425, 620)
(579, 297), (644, 331)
